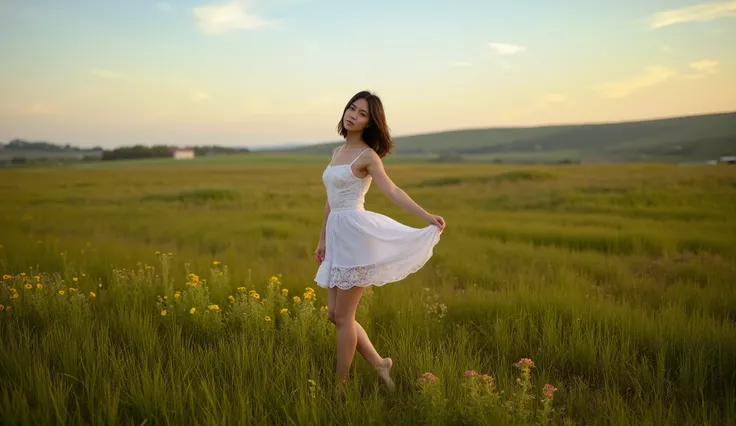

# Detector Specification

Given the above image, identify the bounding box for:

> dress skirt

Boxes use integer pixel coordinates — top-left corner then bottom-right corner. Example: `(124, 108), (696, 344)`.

(314, 208), (442, 290)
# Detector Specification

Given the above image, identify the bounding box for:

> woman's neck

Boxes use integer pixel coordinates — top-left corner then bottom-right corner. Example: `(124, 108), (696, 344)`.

(344, 132), (364, 148)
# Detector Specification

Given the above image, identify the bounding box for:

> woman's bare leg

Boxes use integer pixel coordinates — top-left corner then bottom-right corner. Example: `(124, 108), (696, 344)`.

(328, 287), (383, 366)
(329, 286), (394, 388)
(333, 286), (365, 382)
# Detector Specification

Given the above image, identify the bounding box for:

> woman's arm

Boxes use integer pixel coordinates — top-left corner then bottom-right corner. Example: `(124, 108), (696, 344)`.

(319, 200), (330, 242)
(366, 153), (445, 229)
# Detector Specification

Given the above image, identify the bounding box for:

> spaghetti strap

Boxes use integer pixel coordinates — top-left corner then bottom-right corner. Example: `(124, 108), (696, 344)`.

(349, 148), (372, 166)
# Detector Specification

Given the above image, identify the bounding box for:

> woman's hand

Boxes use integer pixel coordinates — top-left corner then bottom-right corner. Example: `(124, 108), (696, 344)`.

(426, 214), (446, 231)
(314, 240), (326, 264)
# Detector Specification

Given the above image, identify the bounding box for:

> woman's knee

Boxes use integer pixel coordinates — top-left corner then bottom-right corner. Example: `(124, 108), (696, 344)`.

(333, 311), (354, 328)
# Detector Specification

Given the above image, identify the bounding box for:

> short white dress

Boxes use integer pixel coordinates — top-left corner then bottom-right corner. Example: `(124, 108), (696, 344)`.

(314, 148), (442, 290)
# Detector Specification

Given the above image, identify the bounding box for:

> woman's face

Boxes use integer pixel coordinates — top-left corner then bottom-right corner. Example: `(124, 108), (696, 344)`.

(342, 98), (370, 132)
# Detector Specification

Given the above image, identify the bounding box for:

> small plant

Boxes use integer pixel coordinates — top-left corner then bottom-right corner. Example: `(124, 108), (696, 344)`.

(415, 372), (446, 425)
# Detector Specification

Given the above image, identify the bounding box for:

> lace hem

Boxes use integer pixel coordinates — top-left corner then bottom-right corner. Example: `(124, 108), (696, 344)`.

(315, 231), (441, 290)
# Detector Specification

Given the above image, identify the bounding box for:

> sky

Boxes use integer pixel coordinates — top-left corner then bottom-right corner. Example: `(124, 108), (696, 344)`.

(1, 0), (735, 148)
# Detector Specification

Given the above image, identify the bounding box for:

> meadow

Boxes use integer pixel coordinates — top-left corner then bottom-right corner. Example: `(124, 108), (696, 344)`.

(1, 155), (735, 425)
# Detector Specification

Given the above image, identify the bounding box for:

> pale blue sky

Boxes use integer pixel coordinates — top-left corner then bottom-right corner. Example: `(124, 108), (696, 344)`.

(1, 0), (734, 148)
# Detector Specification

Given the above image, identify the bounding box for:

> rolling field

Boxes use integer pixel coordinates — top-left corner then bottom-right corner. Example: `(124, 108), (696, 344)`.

(1, 156), (735, 425)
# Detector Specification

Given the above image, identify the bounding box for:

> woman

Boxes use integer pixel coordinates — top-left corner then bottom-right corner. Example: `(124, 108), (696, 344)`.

(314, 90), (446, 390)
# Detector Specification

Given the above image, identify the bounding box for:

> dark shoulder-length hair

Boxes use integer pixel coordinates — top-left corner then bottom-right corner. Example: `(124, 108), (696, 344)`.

(336, 90), (393, 158)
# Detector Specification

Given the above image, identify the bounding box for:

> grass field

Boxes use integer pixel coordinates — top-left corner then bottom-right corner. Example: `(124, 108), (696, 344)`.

(1, 156), (735, 425)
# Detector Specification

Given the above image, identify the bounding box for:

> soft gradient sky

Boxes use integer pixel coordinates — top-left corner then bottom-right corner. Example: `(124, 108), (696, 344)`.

(1, 0), (735, 148)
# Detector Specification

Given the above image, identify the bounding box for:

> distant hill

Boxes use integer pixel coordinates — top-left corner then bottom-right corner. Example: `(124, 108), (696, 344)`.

(286, 112), (736, 163)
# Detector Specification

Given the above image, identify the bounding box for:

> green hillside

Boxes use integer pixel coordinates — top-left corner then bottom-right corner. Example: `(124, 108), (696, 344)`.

(288, 111), (736, 163)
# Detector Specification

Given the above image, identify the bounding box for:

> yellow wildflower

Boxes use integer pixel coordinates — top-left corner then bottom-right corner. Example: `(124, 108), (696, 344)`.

(212, 260), (221, 265)
(0, 304), (4, 311)
(24, 283), (32, 290)
(10, 293), (18, 300)
(281, 288), (288, 296)
(155, 251), (161, 255)
(161, 310), (167, 316)
(69, 288), (77, 293)
(237, 287), (246, 292)
(320, 306), (328, 311)
(174, 292), (181, 299)
(58, 290), (65, 295)
(20, 272), (26, 277)
(207, 304), (220, 311)
(72, 277), (78, 282)
(293, 296), (301, 303)
(265, 316), (271, 322)
(280, 308), (288, 314)
(33, 275), (40, 280)
(36, 283), (43, 289)
(190, 307), (196, 314)
(228, 295), (235, 302)
(252, 293), (260, 300)
(2, 274), (11, 280)
(89, 292), (96, 298)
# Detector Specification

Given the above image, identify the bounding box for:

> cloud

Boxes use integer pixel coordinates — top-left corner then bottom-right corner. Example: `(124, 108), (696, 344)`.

(684, 59), (720, 79)
(16, 102), (61, 116)
(449, 61), (472, 68)
(488, 43), (526, 55)
(538, 93), (567, 105)
(191, 92), (211, 102)
(689, 59), (719, 73)
(648, 1), (736, 29)
(156, 2), (174, 13)
(91, 68), (128, 79)
(597, 66), (678, 98)
(193, 1), (272, 34)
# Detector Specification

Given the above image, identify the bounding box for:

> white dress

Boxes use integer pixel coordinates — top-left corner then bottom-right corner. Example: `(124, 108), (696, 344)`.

(314, 148), (442, 290)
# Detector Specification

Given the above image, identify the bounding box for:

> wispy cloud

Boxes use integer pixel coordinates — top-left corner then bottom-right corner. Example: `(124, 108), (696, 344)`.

(156, 2), (174, 13)
(538, 93), (567, 106)
(488, 43), (526, 55)
(684, 59), (720, 79)
(597, 66), (678, 98)
(191, 92), (211, 102)
(448, 60), (472, 68)
(91, 68), (128, 79)
(689, 59), (719, 73)
(16, 102), (61, 116)
(648, 1), (736, 29)
(193, 1), (273, 35)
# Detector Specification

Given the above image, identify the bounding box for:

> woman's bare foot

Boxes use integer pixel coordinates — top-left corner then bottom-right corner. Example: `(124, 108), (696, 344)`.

(375, 357), (395, 391)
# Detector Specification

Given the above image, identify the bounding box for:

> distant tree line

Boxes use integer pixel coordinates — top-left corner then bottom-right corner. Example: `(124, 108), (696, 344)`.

(0, 139), (250, 163)
(101, 145), (249, 161)
(1, 139), (103, 152)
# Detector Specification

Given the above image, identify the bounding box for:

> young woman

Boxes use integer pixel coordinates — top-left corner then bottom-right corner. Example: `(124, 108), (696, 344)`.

(314, 90), (446, 390)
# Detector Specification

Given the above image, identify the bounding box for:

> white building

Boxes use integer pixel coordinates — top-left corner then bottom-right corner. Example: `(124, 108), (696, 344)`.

(173, 148), (195, 160)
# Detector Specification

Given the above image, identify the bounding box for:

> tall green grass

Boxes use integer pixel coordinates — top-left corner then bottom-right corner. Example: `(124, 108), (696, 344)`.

(1, 160), (735, 425)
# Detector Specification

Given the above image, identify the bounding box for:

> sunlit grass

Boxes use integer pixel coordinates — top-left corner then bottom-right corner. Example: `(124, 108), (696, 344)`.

(1, 160), (735, 425)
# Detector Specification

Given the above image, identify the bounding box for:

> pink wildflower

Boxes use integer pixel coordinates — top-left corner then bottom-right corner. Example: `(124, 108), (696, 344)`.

(420, 372), (438, 382)
(543, 383), (558, 398)
(515, 358), (534, 369)
(417, 377), (427, 384)
(464, 370), (478, 377)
